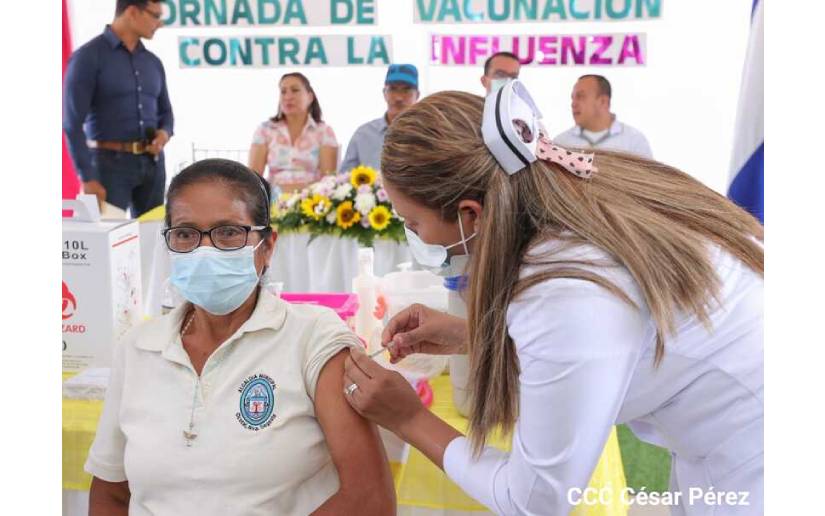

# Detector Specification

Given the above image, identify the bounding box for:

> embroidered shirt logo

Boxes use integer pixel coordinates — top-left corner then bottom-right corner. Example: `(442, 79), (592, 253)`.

(236, 374), (277, 431)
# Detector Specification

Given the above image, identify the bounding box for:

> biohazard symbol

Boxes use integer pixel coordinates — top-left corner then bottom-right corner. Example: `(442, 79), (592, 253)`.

(62, 281), (77, 320)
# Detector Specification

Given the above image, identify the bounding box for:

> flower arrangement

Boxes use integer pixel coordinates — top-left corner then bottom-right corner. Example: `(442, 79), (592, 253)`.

(272, 166), (405, 247)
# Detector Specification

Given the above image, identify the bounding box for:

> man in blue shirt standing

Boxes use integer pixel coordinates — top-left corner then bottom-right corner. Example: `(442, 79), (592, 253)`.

(339, 64), (419, 173)
(63, 0), (173, 217)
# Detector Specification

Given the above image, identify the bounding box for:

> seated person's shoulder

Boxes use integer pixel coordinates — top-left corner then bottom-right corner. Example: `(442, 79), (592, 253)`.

(260, 118), (279, 130)
(281, 300), (360, 398)
(353, 116), (385, 135)
(350, 121), (370, 136)
(128, 308), (184, 339)
(284, 300), (331, 320)
(552, 126), (579, 143)
(110, 314), (173, 360)
(284, 302), (353, 338)
(616, 120), (649, 141)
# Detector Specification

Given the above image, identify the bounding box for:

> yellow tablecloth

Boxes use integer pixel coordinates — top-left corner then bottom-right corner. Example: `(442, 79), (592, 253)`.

(136, 205), (165, 222)
(63, 374), (627, 514)
(394, 375), (627, 514)
(62, 398), (103, 491)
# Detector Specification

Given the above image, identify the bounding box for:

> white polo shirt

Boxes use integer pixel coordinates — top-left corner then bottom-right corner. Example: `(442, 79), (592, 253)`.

(553, 116), (653, 159)
(85, 289), (361, 515)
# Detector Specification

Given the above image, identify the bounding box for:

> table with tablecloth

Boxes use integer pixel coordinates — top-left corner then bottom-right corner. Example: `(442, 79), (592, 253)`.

(64, 207), (630, 514)
(63, 372), (628, 516)
(137, 206), (413, 316)
(394, 375), (628, 515)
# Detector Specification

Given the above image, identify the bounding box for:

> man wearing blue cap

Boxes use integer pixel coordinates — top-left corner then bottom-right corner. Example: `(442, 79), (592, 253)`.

(340, 64), (419, 172)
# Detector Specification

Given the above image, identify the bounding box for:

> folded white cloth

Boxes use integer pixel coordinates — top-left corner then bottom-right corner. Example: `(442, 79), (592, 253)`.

(63, 368), (111, 400)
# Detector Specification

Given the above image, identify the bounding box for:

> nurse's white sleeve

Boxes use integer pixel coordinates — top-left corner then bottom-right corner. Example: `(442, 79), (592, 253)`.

(443, 280), (651, 515)
(84, 333), (129, 482)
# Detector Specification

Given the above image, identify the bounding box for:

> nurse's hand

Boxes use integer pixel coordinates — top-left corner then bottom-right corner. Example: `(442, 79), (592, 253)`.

(381, 303), (468, 363)
(343, 346), (426, 435)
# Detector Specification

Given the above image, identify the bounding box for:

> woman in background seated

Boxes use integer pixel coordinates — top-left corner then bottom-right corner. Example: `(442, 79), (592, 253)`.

(249, 72), (339, 194)
(86, 159), (394, 516)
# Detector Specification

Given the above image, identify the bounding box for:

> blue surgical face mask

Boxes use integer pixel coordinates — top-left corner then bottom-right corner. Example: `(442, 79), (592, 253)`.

(169, 241), (264, 316)
(404, 213), (476, 270)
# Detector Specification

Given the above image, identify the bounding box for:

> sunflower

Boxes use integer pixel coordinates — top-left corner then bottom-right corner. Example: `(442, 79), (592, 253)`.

(349, 165), (377, 188)
(336, 201), (361, 229)
(300, 194), (332, 221)
(368, 205), (392, 231)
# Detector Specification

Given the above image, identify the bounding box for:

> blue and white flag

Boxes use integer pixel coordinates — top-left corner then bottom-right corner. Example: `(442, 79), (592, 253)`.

(728, 0), (764, 223)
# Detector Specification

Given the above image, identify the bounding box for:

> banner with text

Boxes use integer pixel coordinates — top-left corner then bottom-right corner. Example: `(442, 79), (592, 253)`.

(163, 0), (378, 27)
(179, 34), (393, 67)
(430, 33), (646, 66)
(414, 0), (661, 23)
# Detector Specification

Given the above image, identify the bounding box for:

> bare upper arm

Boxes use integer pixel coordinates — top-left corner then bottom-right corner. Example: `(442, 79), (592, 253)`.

(89, 477), (130, 516)
(314, 350), (395, 507)
(248, 143), (268, 174)
(319, 145), (338, 174)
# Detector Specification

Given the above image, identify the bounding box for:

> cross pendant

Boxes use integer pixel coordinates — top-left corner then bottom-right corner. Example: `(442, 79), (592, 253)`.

(183, 425), (198, 447)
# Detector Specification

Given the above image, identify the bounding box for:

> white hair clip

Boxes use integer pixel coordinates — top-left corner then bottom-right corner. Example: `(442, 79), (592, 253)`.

(482, 79), (597, 179)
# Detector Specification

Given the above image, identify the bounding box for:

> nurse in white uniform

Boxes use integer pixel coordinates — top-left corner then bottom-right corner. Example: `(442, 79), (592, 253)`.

(342, 81), (763, 515)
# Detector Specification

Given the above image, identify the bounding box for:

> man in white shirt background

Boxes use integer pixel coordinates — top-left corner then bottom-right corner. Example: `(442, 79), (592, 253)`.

(554, 74), (654, 159)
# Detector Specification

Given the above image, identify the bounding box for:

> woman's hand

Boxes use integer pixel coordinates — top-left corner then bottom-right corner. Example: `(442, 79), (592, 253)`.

(381, 303), (468, 363)
(343, 346), (426, 436)
(343, 346), (464, 468)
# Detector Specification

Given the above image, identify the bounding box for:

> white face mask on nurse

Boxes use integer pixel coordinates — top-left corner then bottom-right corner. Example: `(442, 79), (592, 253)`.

(383, 181), (481, 269)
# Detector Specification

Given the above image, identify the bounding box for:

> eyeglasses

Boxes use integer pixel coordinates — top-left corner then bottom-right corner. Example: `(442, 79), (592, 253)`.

(162, 225), (269, 253)
(141, 6), (163, 20)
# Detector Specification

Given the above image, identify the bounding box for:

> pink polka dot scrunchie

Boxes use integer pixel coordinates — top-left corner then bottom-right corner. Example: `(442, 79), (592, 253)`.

(535, 137), (598, 179)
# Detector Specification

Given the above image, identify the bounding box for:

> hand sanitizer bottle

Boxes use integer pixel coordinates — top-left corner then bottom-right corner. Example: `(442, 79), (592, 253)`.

(352, 248), (380, 352)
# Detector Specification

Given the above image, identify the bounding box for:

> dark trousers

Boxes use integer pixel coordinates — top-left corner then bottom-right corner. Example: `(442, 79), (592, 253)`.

(92, 149), (166, 218)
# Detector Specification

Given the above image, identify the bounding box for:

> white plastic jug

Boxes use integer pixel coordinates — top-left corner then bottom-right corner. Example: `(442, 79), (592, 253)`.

(380, 262), (448, 316)
(374, 263), (449, 379)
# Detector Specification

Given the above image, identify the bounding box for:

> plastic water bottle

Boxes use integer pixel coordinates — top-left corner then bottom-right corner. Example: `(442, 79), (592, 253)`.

(352, 248), (380, 351)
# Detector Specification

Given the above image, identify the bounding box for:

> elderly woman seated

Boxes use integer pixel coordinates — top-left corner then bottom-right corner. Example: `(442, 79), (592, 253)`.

(84, 159), (395, 515)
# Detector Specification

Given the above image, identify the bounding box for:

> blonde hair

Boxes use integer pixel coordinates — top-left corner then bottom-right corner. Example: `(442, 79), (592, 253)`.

(381, 91), (763, 454)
